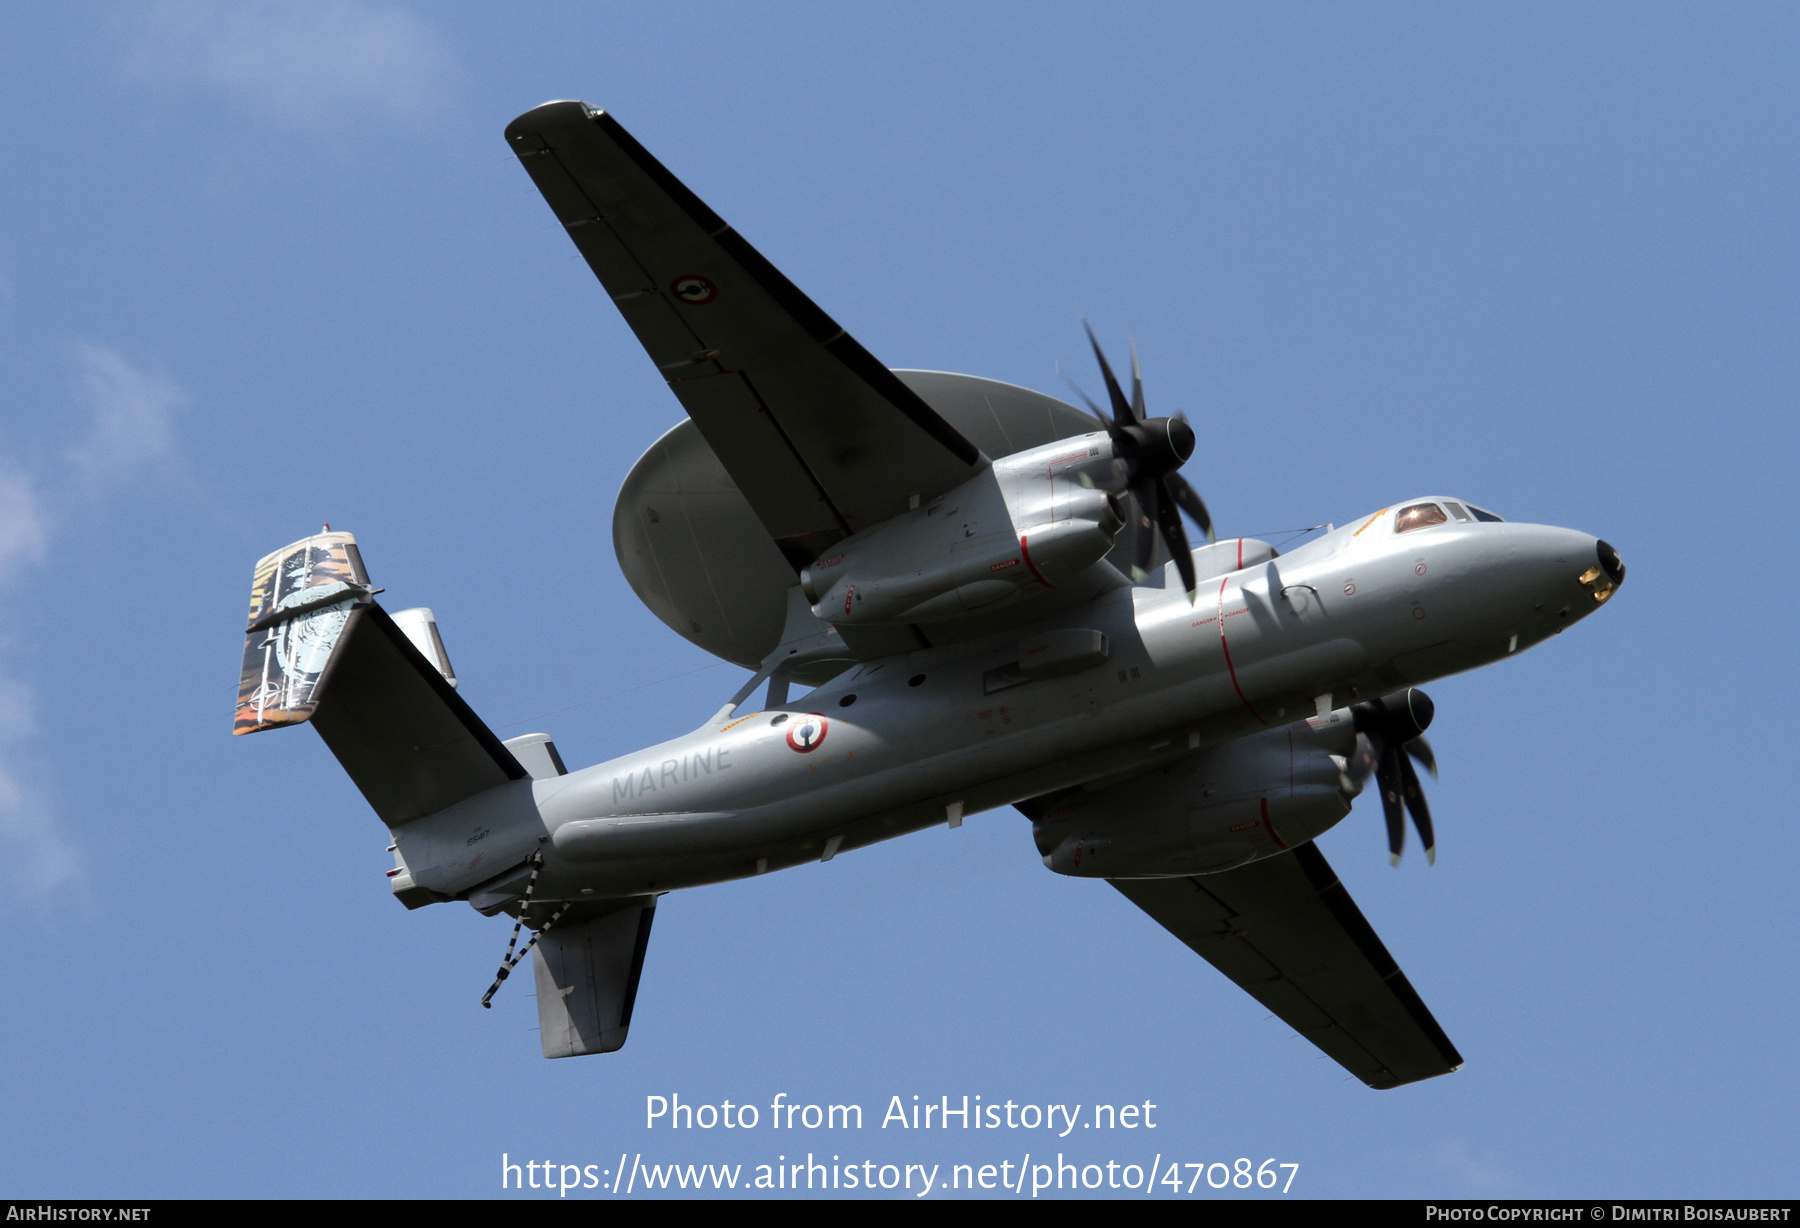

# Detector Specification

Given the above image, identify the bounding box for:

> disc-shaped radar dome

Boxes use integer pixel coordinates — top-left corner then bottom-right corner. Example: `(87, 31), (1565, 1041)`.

(612, 371), (1101, 668)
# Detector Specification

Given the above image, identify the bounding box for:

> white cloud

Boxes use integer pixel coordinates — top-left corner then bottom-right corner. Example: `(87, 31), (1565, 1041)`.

(0, 345), (195, 908)
(0, 471), (76, 906)
(0, 677), (80, 906)
(0, 471), (47, 583)
(67, 344), (185, 488)
(122, 1), (458, 133)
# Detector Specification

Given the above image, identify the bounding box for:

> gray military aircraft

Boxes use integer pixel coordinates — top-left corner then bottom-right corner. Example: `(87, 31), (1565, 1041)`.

(234, 101), (1623, 1089)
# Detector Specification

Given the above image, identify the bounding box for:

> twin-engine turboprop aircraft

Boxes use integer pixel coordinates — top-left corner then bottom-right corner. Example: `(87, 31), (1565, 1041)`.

(234, 101), (1624, 1089)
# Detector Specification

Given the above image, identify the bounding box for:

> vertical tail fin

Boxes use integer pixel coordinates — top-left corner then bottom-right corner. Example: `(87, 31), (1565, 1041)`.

(534, 899), (658, 1057)
(234, 530), (373, 735)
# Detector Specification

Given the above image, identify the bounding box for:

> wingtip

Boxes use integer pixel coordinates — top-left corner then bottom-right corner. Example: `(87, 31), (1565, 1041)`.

(505, 99), (598, 139)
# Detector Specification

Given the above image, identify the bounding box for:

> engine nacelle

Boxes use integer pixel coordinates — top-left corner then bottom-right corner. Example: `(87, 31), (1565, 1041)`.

(1032, 715), (1361, 878)
(800, 434), (1124, 625)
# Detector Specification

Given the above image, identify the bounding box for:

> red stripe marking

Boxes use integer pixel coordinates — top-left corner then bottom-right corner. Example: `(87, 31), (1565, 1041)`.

(1261, 797), (1289, 850)
(1237, 537), (1244, 569)
(1044, 453), (1091, 525)
(1019, 535), (1053, 587)
(1219, 577), (1268, 726)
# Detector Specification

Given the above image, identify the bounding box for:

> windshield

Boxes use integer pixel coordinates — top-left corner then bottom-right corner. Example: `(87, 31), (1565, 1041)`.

(1394, 503), (1448, 533)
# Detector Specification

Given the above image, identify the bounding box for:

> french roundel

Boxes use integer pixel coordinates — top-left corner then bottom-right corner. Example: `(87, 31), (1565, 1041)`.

(670, 274), (717, 305)
(786, 715), (828, 753)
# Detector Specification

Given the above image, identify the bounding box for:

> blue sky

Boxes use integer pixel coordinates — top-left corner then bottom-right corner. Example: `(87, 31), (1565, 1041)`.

(0, 2), (1794, 1199)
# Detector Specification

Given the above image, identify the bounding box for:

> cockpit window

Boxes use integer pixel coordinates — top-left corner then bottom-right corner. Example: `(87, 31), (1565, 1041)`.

(1394, 503), (1448, 533)
(1443, 501), (1473, 522)
(1467, 505), (1504, 523)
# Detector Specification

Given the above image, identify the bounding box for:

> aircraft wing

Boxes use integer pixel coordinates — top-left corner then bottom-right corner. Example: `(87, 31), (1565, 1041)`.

(505, 101), (984, 569)
(1111, 843), (1462, 1089)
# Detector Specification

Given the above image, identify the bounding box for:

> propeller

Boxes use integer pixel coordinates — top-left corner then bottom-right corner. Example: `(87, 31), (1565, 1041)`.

(1069, 323), (1215, 601)
(1343, 688), (1441, 866)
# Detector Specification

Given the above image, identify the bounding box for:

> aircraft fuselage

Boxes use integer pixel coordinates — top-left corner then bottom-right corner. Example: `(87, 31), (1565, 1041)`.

(392, 503), (1616, 905)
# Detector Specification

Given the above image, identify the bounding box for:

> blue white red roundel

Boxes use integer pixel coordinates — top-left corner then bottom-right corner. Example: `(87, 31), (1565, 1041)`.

(670, 274), (717, 305)
(786, 715), (828, 753)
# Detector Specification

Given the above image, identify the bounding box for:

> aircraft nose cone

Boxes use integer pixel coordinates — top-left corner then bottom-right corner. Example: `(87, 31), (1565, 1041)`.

(1597, 539), (1625, 588)
(1559, 531), (1624, 612)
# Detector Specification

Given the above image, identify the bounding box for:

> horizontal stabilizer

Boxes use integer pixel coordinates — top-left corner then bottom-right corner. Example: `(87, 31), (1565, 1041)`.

(311, 604), (526, 825)
(534, 898), (658, 1058)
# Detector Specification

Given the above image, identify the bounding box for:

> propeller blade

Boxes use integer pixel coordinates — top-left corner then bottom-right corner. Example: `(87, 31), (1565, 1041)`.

(1153, 475), (1197, 599)
(1165, 473), (1216, 543)
(1347, 731), (1384, 791)
(1376, 744), (1406, 866)
(1083, 320), (1137, 427)
(1130, 479), (1159, 580)
(1406, 734), (1438, 780)
(1129, 339), (1147, 422)
(1059, 366), (1117, 435)
(1398, 751), (1436, 865)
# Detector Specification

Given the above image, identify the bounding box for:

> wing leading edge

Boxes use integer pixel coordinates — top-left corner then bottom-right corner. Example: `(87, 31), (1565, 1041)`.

(1112, 843), (1462, 1089)
(505, 101), (983, 570)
